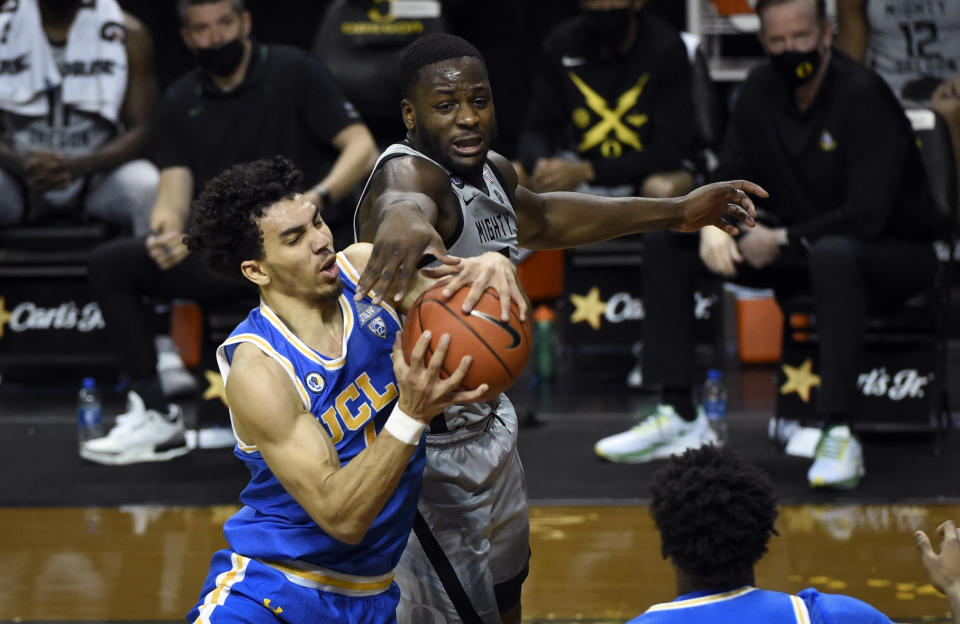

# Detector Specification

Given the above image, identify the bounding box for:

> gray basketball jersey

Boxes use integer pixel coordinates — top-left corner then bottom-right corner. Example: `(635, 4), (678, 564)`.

(865, 0), (960, 98)
(353, 141), (520, 430)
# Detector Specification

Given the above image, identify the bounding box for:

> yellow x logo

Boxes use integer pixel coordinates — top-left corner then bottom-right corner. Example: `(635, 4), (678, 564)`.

(568, 72), (649, 154)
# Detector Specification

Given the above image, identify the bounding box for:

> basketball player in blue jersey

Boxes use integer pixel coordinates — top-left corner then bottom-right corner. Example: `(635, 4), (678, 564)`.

(634, 445), (893, 623)
(181, 155), (522, 623)
(352, 33), (767, 624)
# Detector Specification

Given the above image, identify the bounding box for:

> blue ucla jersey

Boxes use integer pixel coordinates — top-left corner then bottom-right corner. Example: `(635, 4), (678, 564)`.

(629, 587), (893, 624)
(214, 252), (425, 580)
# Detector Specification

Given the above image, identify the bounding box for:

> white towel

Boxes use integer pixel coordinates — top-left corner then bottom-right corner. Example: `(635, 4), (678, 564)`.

(0, 0), (128, 124)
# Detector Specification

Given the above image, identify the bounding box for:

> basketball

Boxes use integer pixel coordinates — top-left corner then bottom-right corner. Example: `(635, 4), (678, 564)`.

(402, 283), (532, 401)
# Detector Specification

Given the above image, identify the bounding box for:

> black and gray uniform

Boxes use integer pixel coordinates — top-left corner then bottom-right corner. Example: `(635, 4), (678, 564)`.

(354, 141), (530, 624)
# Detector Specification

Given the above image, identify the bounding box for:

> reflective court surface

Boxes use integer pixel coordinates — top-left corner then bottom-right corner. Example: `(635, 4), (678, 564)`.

(2, 503), (955, 623)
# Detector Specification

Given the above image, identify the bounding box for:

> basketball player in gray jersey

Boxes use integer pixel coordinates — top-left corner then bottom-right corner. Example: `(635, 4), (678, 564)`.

(354, 34), (766, 624)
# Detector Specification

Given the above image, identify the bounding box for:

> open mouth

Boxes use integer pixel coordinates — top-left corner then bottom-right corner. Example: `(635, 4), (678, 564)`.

(318, 253), (337, 276)
(452, 135), (484, 156)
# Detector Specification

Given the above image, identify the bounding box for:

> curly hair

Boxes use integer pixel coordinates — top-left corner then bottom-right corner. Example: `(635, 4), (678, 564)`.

(649, 445), (779, 588)
(399, 33), (484, 99)
(185, 155), (302, 283)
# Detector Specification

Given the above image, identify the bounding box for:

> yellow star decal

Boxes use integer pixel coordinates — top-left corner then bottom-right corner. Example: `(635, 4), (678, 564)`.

(0, 297), (12, 339)
(780, 358), (821, 403)
(203, 369), (227, 406)
(569, 287), (607, 330)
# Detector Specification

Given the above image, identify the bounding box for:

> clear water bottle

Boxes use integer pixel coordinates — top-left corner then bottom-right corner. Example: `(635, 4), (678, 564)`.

(77, 377), (104, 447)
(703, 369), (727, 445)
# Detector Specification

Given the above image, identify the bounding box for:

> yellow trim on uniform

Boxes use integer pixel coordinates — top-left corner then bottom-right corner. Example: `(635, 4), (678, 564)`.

(259, 300), (351, 370)
(645, 586), (757, 611)
(790, 594), (811, 624)
(193, 552), (249, 623)
(264, 559), (395, 596)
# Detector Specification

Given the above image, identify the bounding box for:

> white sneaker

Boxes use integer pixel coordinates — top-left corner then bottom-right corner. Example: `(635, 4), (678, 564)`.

(80, 392), (189, 465)
(595, 404), (718, 463)
(807, 425), (865, 489)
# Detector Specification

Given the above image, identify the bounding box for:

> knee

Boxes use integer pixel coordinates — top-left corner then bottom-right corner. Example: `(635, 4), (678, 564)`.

(807, 235), (857, 276)
(641, 170), (694, 198)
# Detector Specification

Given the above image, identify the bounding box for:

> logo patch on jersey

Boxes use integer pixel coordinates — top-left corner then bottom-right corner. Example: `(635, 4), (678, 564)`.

(356, 302), (383, 327)
(368, 317), (388, 338)
(819, 130), (837, 152)
(304, 371), (326, 394)
(450, 175), (464, 188)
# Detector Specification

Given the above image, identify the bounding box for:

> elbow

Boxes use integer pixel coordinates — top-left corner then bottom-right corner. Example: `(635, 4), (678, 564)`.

(326, 519), (369, 545)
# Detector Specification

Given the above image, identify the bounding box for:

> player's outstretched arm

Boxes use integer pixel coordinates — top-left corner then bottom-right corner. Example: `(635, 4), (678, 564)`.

(487, 152), (765, 249)
(226, 335), (484, 545)
(354, 157), (454, 305)
(916, 520), (960, 624)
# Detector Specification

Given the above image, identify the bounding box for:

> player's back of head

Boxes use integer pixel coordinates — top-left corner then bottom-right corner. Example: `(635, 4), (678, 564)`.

(650, 445), (779, 589)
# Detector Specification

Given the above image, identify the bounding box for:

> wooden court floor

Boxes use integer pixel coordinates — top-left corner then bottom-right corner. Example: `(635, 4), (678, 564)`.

(1, 503), (955, 623)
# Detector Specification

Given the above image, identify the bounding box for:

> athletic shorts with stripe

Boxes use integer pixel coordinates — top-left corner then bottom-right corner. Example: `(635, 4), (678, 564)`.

(396, 395), (530, 624)
(187, 550), (401, 623)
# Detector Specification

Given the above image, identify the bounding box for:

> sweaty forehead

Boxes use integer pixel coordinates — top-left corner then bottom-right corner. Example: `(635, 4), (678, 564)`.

(417, 57), (488, 92)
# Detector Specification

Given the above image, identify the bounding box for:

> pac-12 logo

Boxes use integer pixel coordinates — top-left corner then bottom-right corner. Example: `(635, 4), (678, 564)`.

(368, 317), (387, 338)
(304, 371), (326, 394)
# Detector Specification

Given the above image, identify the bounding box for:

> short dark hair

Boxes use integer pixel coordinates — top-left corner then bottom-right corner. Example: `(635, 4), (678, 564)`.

(399, 33), (484, 99)
(755, 0), (826, 22)
(177, 0), (245, 25)
(649, 446), (779, 588)
(185, 155), (302, 282)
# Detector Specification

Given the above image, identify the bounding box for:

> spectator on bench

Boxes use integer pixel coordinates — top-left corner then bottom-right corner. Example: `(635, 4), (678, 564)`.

(83, 0), (378, 465)
(594, 0), (942, 491)
(0, 0), (158, 235)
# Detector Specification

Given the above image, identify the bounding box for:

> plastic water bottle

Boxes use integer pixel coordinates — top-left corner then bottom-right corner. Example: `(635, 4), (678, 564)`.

(703, 369), (727, 445)
(533, 305), (556, 381)
(77, 377), (104, 447)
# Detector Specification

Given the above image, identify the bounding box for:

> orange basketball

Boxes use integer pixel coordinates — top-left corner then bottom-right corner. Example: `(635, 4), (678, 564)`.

(402, 283), (532, 402)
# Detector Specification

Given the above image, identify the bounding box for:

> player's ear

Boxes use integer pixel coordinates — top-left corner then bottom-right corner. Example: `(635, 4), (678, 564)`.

(401, 99), (416, 131)
(241, 259), (269, 287)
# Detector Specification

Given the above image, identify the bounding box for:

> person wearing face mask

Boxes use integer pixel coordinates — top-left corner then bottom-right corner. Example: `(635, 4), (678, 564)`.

(81, 0), (379, 466)
(594, 0), (943, 490)
(0, 0), (158, 235)
(517, 0), (697, 199)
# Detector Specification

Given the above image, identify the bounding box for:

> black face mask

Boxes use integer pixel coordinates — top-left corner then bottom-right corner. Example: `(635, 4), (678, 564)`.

(769, 48), (822, 87)
(42, 0), (81, 14)
(583, 9), (633, 45)
(195, 37), (245, 77)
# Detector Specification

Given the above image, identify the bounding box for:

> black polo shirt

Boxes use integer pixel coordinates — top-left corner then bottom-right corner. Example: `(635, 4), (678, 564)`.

(714, 49), (940, 244)
(156, 41), (360, 197)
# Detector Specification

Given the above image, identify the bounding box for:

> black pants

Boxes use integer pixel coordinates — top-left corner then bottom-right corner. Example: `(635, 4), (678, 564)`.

(88, 236), (254, 385)
(640, 230), (938, 417)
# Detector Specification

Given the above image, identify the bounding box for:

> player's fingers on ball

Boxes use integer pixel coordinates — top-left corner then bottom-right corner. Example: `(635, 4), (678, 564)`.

(426, 334), (451, 374)
(440, 275), (466, 298)
(409, 330), (432, 365)
(462, 282), (486, 313)
(445, 354), (474, 386)
(456, 383), (489, 403)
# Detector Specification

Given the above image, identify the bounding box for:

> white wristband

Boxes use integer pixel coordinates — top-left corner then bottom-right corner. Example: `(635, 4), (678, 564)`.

(383, 406), (425, 445)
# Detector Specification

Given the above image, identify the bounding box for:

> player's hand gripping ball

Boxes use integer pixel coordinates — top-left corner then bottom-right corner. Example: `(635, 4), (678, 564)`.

(402, 283), (533, 403)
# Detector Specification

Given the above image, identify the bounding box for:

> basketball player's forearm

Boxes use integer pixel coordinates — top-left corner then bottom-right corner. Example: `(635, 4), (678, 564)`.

(313, 433), (417, 544)
(313, 125), (378, 201)
(523, 192), (682, 248)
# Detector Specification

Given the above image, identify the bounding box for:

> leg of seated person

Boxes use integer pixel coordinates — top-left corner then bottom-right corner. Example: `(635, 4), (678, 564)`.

(89, 236), (251, 403)
(808, 235), (938, 421)
(0, 167), (26, 227)
(84, 159), (159, 236)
